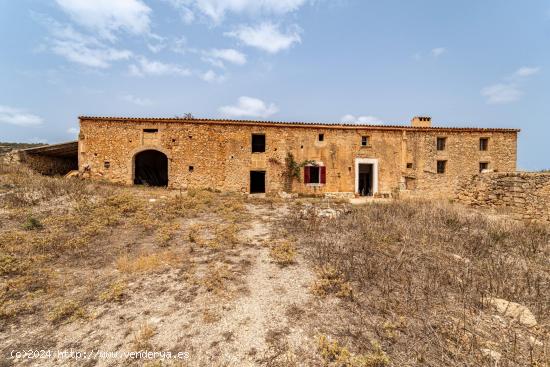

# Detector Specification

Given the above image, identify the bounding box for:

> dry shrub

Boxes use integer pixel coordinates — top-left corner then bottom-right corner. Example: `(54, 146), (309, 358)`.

(317, 335), (389, 367)
(286, 200), (550, 366)
(116, 251), (182, 274)
(48, 300), (86, 324)
(215, 224), (241, 248)
(201, 263), (233, 294)
(311, 266), (352, 299)
(99, 281), (126, 303)
(132, 323), (157, 351)
(155, 221), (180, 247)
(270, 241), (297, 266)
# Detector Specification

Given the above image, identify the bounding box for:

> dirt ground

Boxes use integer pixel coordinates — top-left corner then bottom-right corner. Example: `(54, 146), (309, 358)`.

(1, 167), (548, 366)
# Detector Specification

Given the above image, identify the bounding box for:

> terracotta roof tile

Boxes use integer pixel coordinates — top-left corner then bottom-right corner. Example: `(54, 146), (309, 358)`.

(78, 116), (520, 133)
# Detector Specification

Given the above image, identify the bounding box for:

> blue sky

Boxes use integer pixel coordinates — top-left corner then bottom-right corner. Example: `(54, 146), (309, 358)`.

(0, 0), (548, 170)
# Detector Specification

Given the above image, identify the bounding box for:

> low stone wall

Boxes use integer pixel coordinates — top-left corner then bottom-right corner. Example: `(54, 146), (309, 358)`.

(3, 151), (77, 176)
(456, 172), (550, 223)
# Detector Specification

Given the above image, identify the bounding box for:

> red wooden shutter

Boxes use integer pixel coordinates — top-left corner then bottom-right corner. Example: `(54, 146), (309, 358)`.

(320, 166), (326, 184)
(304, 166), (310, 184)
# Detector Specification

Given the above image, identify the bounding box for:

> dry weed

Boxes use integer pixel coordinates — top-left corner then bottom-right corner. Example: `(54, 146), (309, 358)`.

(116, 251), (182, 274)
(269, 241), (297, 266)
(132, 323), (157, 351)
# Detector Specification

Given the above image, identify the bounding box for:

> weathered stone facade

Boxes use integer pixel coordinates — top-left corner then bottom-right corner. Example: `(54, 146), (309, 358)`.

(456, 172), (550, 223)
(78, 116), (519, 198)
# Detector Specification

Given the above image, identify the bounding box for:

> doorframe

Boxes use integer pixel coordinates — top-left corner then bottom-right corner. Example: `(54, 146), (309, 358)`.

(354, 158), (379, 195)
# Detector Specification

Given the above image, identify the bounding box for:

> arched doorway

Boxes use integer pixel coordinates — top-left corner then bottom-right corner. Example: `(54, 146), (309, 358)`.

(134, 150), (168, 187)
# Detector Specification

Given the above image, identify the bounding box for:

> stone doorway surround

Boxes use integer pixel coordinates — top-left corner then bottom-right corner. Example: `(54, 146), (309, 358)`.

(354, 158), (379, 195)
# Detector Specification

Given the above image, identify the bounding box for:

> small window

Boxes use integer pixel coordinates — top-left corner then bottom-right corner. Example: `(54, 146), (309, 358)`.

(172, 138), (176, 143)
(436, 137), (446, 151)
(304, 165), (326, 184)
(318, 133), (324, 142)
(479, 162), (489, 172)
(104, 161), (110, 169)
(361, 136), (369, 146)
(252, 134), (266, 153)
(480, 138), (489, 151)
(143, 129), (158, 133)
(437, 160), (447, 174)
(406, 163), (413, 169)
(189, 166), (194, 172)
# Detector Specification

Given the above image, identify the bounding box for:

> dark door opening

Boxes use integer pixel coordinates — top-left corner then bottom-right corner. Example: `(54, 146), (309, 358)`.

(134, 150), (168, 187)
(250, 171), (266, 193)
(358, 164), (373, 196)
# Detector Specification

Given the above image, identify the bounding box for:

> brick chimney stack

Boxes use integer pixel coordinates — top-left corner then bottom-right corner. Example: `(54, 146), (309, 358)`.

(411, 116), (432, 127)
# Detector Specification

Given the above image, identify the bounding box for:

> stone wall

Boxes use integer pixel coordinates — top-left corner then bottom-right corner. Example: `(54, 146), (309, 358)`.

(456, 172), (550, 223)
(4, 151), (77, 176)
(79, 117), (518, 197)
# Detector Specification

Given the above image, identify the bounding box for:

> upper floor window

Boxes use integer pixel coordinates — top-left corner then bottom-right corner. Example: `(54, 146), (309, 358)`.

(361, 136), (369, 146)
(251, 134), (266, 153)
(479, 162), (489, 172)
(437, 160), (447, 174)
(318, 133), (325, 142)
(436, 137), (446, 151)
(480, 138), (489, 151)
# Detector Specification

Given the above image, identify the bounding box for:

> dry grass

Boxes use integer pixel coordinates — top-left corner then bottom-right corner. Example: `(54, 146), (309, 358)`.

(317, 335), (390, 367)
(98, 281), (126, 303)
(132, 323), (157, 351)
(311, 265), (353, 299)
(285, 200), (550, 366)
(269, 241), (297, 266)
(116, 251), (183, 274)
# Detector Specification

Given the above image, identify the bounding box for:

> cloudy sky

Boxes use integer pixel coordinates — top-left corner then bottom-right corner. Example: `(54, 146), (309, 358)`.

(0, 0), (548, 170)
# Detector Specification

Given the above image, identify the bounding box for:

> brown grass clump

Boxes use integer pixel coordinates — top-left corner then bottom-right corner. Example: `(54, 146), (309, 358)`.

(269, 241), (297, 266)
(311, 266), (352, 299)
(132, 323), (157, 351)
(286, 200), (550, 366)
(48, 300), (86, 324)
(99, 281), (126, 303)
(116, 251), (182, 274)
(201, 263), (233, 294)
(317, 335), (390, 367)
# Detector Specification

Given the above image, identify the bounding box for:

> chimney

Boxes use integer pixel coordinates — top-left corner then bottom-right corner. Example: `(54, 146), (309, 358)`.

(411, 116), (432, 128)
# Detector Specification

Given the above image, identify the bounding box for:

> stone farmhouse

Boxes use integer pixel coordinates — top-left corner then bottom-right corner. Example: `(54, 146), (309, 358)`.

(15, 116), (519, 199)
(77, 115), (519, 198)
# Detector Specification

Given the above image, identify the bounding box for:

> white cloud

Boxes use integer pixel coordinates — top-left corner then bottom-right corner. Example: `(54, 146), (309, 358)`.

(46, 21), (132, 68)
(67, 127), (79, 135)
(514, 66), (540, 78)
(219, 96), (278, 118)
(0, 105), (44, 126)
(120, 94), (153, 106)
(481, 83), (523, 104)
(431, 47), (446, 57)
(207, 48), (247, 66)
(55, 0), (152, 41)
(341, 115), (382, 124)
(168, 0), (308, 23)
(201, 70), (226, 83)
(129, 57), (191, 77)
(481, 66), (540, 104)
(225, 22), (301, 53)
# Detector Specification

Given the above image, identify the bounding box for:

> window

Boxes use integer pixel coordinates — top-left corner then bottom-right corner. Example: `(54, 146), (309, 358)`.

(104, 161), (110, 169)
(361, 136), (369, 146)
(437, 160), (447, 174)
(318, 133), (324, 142)
(143, 129), (158, 133)
(304, 165), (326, 184)
(189, 166), (194, 172)
(479, 162), (489, 172)
(480, 138), (489, 151)
(251, 134), (266, 153)
(406, 163), (413, 169)
(436, 137), (446, 151)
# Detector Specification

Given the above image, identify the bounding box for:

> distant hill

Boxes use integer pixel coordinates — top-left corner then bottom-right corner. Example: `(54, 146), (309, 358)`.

(0, 142), (45, 155)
